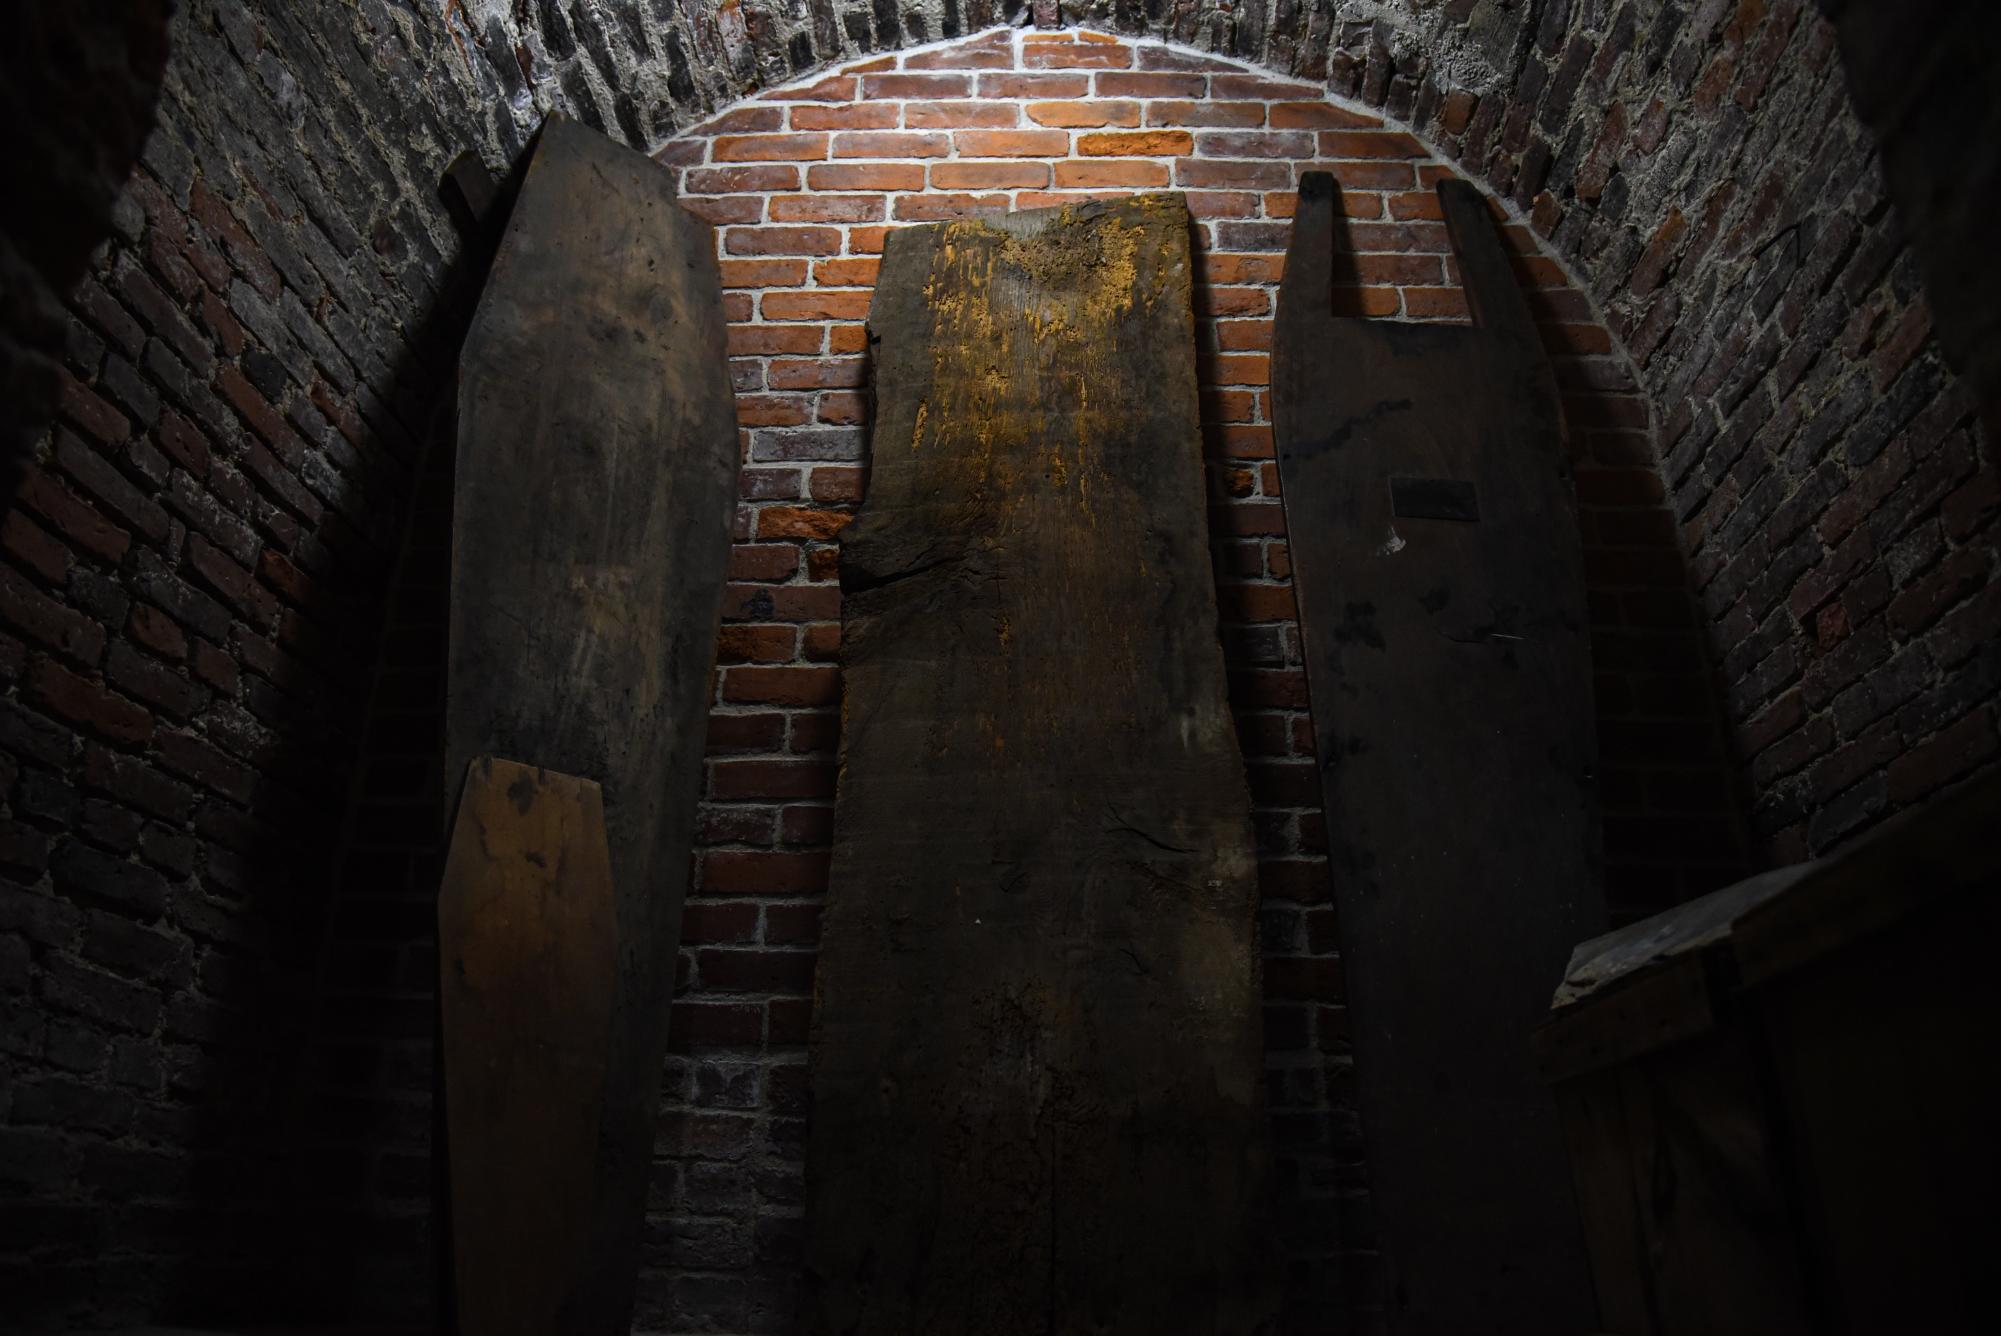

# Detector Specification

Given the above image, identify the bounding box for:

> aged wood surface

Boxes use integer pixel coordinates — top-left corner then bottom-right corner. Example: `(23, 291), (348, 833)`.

(447, 115), (738, 1333)
(1270, 171), (1603, 1332)
(1537, 770), (2001, 1333)
(805, 196), (1277, 1335)
(438, 758), (616, 1336)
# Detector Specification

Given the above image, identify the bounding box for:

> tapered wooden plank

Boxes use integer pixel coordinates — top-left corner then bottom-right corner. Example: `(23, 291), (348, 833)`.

(446, 115), (738, 1333)
(805, 195), (1278, 1335)
(1271, 171), (1603, 1332)
(439, 758), (617, 1336)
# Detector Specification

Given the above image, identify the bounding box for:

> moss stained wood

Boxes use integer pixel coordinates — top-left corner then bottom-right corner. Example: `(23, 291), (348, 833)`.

(806, 195), (1279, 1334)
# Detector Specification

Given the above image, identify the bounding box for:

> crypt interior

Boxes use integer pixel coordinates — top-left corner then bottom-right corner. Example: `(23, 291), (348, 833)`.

(2, 2), (1998, 1333)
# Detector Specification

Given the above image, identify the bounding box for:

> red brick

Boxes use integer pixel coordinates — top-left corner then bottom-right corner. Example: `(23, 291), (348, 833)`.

(831, 132), (950, 159)
(1077, 130), (1193, 157)
(685, 165), (802, 194)
(788, 104), (898, 131)
(57, 372), (131, 447)
(1022, 41), (1131, 69)
(806, 162), (926, 192)
(816, 393), (867, 427)
(1210, 74), (1320, 99)
(1146, 100), (1267, 128)
(978, 73), (1089, 99)
(812, 257), (881, 287)
(1319, 130), (1426, 158)
(768, 997), (812, 1044)
(1174, 159), (1292, 190)
(1888, 708), (1997, 806)
(712, 133), (828, 162)
(28, 658), (151, 746)
(1096, 72), (1204, 98)
(722, 666), (839, 707)
(954, 130), (1071, 158)
(859, 73), (972, 99)
(1268, 102), (1380, 130)
(691, 107), (786, 136)
(706, 711), (786, 754)
(709, 759), (837, 800)
(702, 849), (832, 896)
(931, 161), (1051, 190)
(667, 1000), (763, 1051)
(680, 903), (762, 946)
(756, 506), (853, 541)
(892, 194), (1010, 222)
(765, 74), (857, 101)
(808, 468), (864, 505)
(716, 624), (798, 663)
(723, 226), (842, 257)
(125, 605), (188, 662)
(764, 904), (823, 945)
(1, 512), (69, 585)
(729, 544), (802, 582)
(697, 948), (818, 994)
(768, 358), (866, 390)
(1053, 160), (1170, 189)
(762, 290), (873, 322)
(727, 324), (824, 357)
(735, 395), (812, 428)
(682, 195), (764, 227)
(14, 468), (130, 565)
(1027, 100), (1141, 128)
(904, 102), (1019, 129)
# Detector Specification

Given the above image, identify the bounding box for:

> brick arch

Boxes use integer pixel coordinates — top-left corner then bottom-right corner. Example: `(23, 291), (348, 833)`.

(639, 23), (1743, 1333)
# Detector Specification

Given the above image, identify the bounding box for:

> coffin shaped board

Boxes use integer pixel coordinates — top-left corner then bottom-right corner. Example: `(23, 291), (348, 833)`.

(806, 196), (1277, 1335)
(439, 758), (616, 1336)
(1270, 173), (1605, 1333)
(446, 116), (738, 1333)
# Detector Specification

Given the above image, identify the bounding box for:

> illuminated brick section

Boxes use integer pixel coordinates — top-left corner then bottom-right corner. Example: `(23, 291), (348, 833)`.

(641, 25), (1712, 1333)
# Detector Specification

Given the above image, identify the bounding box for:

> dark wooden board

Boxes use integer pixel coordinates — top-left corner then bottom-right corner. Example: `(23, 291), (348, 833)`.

(438, 758), (617, 1336)
(805, 195), (1277, 1335)
(1536, 770), (2001, 1333)
(446, 116), (738, 1334)
(1270, 172), (1603, 1333)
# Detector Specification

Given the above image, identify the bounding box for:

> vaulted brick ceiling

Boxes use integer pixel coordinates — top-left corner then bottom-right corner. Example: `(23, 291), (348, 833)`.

(449, 1), (1548, 153)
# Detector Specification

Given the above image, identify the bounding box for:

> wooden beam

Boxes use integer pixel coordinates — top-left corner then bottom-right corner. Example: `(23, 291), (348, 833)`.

(446, 115), (738, 1334)
(1271, 170), (1604, 1331)
(805, 196), (1278, 1335)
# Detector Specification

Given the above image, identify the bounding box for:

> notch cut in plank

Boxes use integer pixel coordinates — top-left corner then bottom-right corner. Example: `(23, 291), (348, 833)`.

(805, 195), (1279, 1336)
(447, 114), (739, 1335)
(1271, 170), (1604, 1333)
(439, 757), (616, 1336)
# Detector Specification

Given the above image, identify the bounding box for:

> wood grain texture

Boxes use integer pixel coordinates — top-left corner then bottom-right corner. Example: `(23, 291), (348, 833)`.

(1538, 770), (2001, 1333)
(447, 115), (738, 1334)
(1270, 171), (1603, 1333)
(805, 195), (1278, 1336)
(438, 757), (617, 1336)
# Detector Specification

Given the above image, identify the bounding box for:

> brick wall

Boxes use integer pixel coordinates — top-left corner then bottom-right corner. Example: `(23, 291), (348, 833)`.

(1439, 0), (1998, 861)
(0, 1), (506, 1326)
(9, 3), (1995, 1331)
(445, 0), (2001, 888)
(2, 2), (171, 470)
(637, 25), (1729, 1334)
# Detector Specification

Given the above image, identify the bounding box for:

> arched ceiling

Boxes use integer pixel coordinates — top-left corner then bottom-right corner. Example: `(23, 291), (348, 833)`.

(439, 2), (1546, 155)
